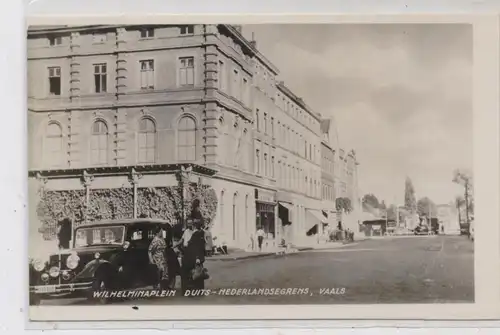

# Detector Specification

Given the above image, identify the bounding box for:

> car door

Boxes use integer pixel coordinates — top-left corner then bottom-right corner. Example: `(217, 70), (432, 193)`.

(127, 226), (151, 287)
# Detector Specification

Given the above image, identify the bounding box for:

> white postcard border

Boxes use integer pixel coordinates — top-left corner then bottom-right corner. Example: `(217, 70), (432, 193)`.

(26, 13), (500, 323)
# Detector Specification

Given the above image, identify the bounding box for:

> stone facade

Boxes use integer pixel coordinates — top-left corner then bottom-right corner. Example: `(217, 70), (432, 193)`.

(27, 24), (360, 249)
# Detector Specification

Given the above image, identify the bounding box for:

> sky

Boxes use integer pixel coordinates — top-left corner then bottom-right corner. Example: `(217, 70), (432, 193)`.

(242, 24), (472, 206)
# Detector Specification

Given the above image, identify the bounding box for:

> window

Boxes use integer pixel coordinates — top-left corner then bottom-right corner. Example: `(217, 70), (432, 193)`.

(138, 118), (156, 163)
(218, 60), (226, 90)
(242, 78), (249, 104)
(263, 113), (268, 134)
(255, 149), (260, 174)
(140, 60), (154, 90)
(140, 28), (155, 38)
(232, 193), (238, 241)
(180, 25), (194, 35)
(271, 117), (274, 138)
(264, 153), (268, 176)
(45, 122), (63, 167)
(48, 67), (61, 96)
(256, 109), (260, 131)
(49, 36), (62, 46)
(177, 116), (196, 161)
(232, 69), (240, 99)
(220, 190), (225, 229)
(179, 57), (195, 86)
(92, 33), (107, 44)
(93, 63), (107, 93)
(90, 120), (108, 165)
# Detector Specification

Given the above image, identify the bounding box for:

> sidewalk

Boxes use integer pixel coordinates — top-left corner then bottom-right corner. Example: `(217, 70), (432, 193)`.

(206, 239), (366, 261)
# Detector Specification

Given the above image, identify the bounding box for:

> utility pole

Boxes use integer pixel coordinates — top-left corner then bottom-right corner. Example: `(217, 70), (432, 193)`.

(464, 181), (470, 225)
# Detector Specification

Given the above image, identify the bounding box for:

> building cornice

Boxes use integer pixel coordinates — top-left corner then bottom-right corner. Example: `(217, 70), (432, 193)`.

(276, 82), (322, 121)
(28, 163), (218, 179)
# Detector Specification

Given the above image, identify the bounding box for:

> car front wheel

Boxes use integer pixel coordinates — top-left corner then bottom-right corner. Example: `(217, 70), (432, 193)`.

(90, 278), (110, 305)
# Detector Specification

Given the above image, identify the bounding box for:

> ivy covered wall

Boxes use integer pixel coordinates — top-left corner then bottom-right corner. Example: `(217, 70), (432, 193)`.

(36, 183), (218, 240)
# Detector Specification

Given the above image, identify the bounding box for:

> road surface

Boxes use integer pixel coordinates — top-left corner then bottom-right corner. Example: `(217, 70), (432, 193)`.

(39, 235), (474, 305)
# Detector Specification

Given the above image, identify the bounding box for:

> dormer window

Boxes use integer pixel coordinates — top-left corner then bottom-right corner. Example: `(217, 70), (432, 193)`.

(180, 25), (194, 35)
(140, 28), (155, 39)
(48, 36), (62, 46)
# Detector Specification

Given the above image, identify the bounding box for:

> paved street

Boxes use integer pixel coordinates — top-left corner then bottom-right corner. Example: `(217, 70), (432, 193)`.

(40, 235), (473, 305)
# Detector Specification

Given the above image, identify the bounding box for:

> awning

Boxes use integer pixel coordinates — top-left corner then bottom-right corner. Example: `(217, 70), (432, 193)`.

(279, 202), (293, 212)
(306, 209), (328, 232)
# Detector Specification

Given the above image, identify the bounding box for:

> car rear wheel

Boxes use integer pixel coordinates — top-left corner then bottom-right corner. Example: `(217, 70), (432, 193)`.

(29, 293), (41, 306)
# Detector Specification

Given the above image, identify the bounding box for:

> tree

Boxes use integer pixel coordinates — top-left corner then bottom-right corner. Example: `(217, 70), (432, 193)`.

(362, 194), (380, 211)
(336, 197), (353, 214)
(453, 169), (473, 222)
(404, 177), (417, 213)
(386, 204), (397, 221)
(417, 197), (437, 218)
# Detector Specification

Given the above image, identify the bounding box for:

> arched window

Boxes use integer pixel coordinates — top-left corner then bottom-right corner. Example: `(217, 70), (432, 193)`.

(177, 116), (196, 161)
(232, 193), (238, 241)
(91, 120), (108, 165)
(138, 117), (156, 163)
(45, 122), (63, 167)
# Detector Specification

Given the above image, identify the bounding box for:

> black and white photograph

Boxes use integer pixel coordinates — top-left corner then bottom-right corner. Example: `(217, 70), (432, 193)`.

(27, 22), (474, 313)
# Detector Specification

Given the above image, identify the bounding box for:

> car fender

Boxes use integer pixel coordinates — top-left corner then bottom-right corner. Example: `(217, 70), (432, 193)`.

(75, 259), (116, 281)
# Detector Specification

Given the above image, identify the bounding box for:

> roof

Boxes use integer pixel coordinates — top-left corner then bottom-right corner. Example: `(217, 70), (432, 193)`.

(78, 218), (171, 229)
(276, 82), (321, 120)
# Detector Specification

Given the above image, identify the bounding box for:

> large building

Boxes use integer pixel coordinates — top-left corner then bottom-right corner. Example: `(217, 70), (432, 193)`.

(27, 24), (359, 249)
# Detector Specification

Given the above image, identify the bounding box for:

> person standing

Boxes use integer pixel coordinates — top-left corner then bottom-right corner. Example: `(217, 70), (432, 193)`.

(256, 227), (265, 252)
(204, 227), (213, 257)
(164, 224), (180, 290)
(57, 218), (72, 250)
(148, 225), (169, 290)
(180, 220), (206, 294)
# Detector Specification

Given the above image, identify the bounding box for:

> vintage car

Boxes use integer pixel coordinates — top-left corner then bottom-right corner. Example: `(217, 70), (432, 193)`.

(414, 224), (431, 235)
(29, 218), (174, 305)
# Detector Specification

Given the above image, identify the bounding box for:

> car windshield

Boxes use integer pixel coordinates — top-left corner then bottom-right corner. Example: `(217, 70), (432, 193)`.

(74, 226), (125, 247)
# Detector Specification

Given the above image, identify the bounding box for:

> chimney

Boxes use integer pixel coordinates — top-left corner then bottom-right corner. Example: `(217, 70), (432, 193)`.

(250, 32), (257, 48)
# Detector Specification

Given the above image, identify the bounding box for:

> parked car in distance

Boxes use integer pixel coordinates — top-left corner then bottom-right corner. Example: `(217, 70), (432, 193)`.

(29, 219), (173, 305)
(469, 219), (474, 241)
(414, 224), (431, 235)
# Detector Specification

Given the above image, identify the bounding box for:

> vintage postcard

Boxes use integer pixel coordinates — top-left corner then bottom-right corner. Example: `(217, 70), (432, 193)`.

(25, 15), (500, 323)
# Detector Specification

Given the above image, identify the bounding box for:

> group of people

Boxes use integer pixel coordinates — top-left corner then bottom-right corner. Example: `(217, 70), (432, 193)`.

(147, 200), (208, 294)
(328, 222), (355, 242)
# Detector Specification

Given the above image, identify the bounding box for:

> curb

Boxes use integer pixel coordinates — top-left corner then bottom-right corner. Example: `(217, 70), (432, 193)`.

(206, 247), (317, 262)
(206, 239), (369, 261)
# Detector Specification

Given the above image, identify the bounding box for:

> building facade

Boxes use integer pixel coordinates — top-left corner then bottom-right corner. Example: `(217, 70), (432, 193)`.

(320, 119), (338, 231)
(27, 24), (359, 249)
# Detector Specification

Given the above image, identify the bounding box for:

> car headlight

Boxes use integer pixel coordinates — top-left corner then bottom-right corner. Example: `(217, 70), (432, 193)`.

(49, 266), (60, 278)
(66, 254), (80, 270)
(62, 270), (71, 281)
(32, 259), (45, 272)
(41, 273), (49, 282)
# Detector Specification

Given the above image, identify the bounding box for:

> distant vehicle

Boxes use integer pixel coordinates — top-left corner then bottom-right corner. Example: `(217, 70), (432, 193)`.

(459, 222), (470, 236)
(414, 224), (431, 235)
